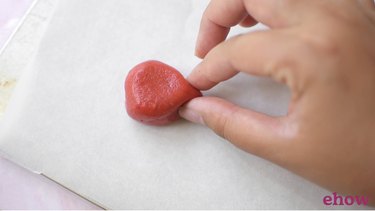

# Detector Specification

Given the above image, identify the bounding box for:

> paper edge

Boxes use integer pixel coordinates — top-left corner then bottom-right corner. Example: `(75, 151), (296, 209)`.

(0, 0), (38, 56)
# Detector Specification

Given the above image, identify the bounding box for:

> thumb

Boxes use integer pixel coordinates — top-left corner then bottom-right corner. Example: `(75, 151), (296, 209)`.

(179, 96), (293, 163)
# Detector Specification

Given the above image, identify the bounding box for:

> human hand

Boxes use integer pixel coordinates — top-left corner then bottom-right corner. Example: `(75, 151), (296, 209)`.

(179, 0), (375, 205)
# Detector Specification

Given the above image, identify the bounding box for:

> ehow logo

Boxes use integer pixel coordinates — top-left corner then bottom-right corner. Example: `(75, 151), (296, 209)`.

(323, 192), (369, 206)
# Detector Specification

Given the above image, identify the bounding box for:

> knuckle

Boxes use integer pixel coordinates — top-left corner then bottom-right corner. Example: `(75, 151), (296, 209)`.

(211, 107), (240, 141)
(264, 53), (304, 98)
(212, 114), (229, 140)
(295, 29), (352, 89)
(297, 29), (341, 59)
(295, 30), (345, 83)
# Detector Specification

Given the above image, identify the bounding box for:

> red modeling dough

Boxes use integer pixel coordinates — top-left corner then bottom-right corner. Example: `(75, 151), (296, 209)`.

(125, 60), (202, 125)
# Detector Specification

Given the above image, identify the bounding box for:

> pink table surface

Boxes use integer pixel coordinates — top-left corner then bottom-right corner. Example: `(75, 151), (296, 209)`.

(0, 0), (101, 209)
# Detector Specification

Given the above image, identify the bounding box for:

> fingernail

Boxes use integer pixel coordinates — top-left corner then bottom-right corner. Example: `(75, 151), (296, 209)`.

(179, 106), (205, 125)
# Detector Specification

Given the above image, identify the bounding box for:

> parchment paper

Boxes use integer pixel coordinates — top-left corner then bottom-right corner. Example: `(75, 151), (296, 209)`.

(0, 0), (331, 209)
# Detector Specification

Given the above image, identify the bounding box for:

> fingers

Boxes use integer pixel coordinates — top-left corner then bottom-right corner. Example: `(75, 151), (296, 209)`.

(179, 97), (291, 162)
(189, 30), (306, 93)
(242, 0), (303, 27)
(195, 0), (303, 58)
(195, 0), (250, 58)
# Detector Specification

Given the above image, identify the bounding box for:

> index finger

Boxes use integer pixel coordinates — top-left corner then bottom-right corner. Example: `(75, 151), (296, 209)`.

(189, 30), (312, 95)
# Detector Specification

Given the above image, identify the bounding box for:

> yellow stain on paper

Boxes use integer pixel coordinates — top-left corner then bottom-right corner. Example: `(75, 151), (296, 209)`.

(0, 76), (17, 116)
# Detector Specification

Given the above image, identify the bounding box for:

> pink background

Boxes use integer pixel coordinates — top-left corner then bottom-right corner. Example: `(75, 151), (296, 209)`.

(0, 0), (100, 209)
(0, 0), (31, 47)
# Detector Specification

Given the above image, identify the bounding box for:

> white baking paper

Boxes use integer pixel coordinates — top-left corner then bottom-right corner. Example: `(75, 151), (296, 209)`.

(0, 0), (331, 209)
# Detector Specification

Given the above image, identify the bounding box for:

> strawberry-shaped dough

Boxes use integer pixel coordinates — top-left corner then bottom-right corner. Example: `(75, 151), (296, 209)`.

(125, 60), (202, 125)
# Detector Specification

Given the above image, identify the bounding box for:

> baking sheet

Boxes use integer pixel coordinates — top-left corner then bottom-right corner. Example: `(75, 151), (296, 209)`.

(0, 0), (330, 209)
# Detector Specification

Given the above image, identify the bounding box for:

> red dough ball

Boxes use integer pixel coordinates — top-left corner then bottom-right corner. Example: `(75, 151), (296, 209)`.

(125, 60), (202, 125)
